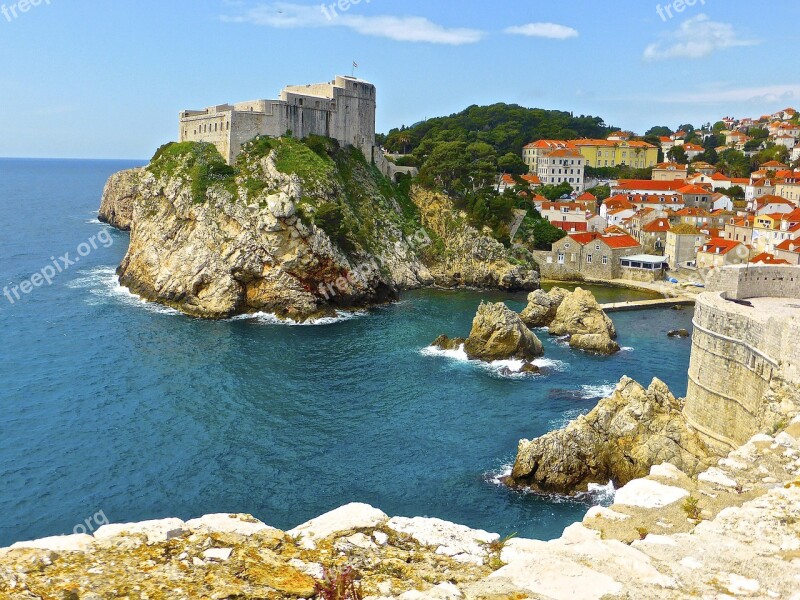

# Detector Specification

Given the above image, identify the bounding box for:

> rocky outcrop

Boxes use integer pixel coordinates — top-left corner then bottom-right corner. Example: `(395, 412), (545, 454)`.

(101, 141), (540, 320)
(519, 286), (569, 328)
(548, 287), (620, 355)
(3, 419), (799, 599)
(97, 167), (145, 230)
(464, 303), (544, 361)
(433, 302), (544, 365)
(410, 187), (539, 291)
(508, 377), (714, 494)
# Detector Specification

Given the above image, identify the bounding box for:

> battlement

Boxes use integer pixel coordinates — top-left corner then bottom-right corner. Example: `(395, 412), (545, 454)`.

(178, 75), (377, 164)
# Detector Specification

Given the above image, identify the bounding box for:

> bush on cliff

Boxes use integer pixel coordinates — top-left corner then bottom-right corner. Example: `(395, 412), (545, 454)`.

(148, 141), (236, 204)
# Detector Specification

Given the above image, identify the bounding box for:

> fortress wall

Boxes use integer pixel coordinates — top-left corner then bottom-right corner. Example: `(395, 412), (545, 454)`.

(684, 281), (800, 453)
(706, 265), (800, 300)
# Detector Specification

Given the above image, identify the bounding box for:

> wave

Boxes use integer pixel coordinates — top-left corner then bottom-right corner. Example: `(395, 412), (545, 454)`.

(578, 382), (617, 400)
(484, 462), (617, 507)
(620, 346), (635, 352)
(85, 218), (103, 225)
(67, 266), (181, 315)
(236, 310), (366, 326)
(420, 344), (568, 378)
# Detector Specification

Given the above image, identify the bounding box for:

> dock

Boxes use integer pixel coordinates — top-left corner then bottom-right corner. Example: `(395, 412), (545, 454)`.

(601, 297), (696, 313)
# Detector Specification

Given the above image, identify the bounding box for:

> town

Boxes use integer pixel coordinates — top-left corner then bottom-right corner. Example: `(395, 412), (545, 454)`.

(497, 107), (800, 285)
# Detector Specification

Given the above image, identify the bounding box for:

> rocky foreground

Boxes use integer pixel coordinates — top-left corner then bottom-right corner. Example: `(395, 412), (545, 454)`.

(2, 417), (799, 599)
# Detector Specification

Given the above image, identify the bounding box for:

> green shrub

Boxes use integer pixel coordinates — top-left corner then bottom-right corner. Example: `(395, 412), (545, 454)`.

(148, 141), (236, 203)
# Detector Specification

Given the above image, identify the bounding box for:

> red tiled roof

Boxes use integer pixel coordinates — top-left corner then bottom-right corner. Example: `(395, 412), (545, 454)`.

(577, 192), (596, 201)
(750, 253), (790, 265)
(677, 184), (711, 195)
(615, 180), (687, 192)
(777, 239), (800, 253)
(700, 238), (743, 256)
(642, 219), (671, 233)
(602, 234), (641, 249)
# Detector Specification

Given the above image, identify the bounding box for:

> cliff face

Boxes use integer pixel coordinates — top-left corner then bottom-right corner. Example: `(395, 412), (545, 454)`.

(411, 187), (539, 291)
(508, 377), (714, 493)
(102, 139), (537, 320)
(97, 167), (145, 231)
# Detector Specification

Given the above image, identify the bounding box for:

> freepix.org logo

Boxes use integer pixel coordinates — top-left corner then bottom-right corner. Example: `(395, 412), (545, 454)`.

(1, 0), (51, 23)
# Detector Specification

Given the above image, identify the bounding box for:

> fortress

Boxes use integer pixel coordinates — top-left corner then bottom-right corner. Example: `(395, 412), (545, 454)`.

(684, 265), (800, 453)
(179, 75), (378, 165)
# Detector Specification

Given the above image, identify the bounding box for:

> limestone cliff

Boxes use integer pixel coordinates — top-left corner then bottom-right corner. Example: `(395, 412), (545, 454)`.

(508, 377), (714, 494)
(97, 167), (145, 231)
(101, 139), (538, 320)
(411, 187), (539, 291)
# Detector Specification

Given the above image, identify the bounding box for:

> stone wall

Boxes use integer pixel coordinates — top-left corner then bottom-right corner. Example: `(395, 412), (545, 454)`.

(684, 266), (800, 453)
(620, 266), (660, 283)
(705, 264), (800, 300)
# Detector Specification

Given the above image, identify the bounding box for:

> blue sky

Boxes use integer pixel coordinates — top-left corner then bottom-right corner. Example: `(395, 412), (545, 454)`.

(0, 0), (798, 158)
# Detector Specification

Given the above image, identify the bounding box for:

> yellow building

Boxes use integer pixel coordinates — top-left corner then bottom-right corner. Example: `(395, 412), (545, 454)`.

(571, 140), (659, 169)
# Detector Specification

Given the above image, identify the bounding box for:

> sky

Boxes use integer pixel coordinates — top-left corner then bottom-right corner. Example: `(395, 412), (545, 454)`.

(0, 0), (798, 159)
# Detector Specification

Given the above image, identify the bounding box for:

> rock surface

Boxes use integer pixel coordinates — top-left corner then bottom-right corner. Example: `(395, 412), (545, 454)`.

(3, 420), (800, 600)
(411, 187), (539, 291)
(97, 167), (144, 230)
(519, 286), (569, 328)
(461, 302), (544, 362)
(508, 377), (714, 493)
(100, 144), (539, 320)
(548, 287), (620, 354)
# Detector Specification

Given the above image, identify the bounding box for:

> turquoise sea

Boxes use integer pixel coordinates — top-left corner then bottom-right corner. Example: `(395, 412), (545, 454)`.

(0, 159), (694, 547)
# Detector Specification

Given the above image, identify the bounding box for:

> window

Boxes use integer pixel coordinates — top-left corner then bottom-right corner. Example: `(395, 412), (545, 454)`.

(595, 245), (601, 251)
(564, 243), (571, 249)
(558, 252), (565, 264)
(587, 254), (593, 264)
(602, 256), (609, 265)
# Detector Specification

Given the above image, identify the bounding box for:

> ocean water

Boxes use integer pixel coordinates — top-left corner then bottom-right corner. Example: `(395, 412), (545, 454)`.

(0, 159), (694, 547)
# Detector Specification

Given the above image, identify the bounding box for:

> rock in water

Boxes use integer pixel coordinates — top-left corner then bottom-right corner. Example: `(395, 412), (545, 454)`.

(548, 287), (619, 355)
(463, 303), (544, 361)
(568, 333), (620, 355)
(431, 335), (466, 351)
(98, 168), (145, 231)
(668, 329), (690, 338)
(519, 287), (569, 328)
(507, 377), (713, 494)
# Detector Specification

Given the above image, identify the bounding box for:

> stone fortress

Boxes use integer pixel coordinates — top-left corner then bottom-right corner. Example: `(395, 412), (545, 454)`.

(179, 75), (378, 165)
(685, 264), (800, 453)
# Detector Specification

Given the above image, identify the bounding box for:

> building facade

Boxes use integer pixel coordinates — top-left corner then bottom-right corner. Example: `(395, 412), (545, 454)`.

(179, 75), (377, 164)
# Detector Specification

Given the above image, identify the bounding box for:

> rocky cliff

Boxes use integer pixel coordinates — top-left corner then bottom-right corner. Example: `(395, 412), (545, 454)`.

(97, 167), (145, 231)
(101, 139), (538, 320)
(508, 377), (714, 494)
(3, 417), (799, 599)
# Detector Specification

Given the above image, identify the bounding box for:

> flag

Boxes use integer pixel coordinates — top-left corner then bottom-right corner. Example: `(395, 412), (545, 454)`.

(353, 61), (358, 68)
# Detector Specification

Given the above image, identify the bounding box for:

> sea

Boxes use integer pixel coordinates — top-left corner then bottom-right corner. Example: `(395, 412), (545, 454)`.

(0, 158), (694, 547)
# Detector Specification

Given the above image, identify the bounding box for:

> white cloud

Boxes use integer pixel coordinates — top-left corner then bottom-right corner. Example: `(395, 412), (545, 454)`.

(221, 2), (485, 45)
(659, 84), (800, 105)
(644, 14), (757, 61)
(504, 22), (578, 40)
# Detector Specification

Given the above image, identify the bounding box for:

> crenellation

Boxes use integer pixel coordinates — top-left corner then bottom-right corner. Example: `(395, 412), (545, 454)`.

(179, 75), (378, 165)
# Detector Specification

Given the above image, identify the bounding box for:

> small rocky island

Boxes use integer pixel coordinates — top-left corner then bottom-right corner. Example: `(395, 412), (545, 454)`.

(99, 138), (538, 321)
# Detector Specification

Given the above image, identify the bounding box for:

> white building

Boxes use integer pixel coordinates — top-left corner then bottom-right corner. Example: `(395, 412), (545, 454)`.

(536, 148), (586, 193)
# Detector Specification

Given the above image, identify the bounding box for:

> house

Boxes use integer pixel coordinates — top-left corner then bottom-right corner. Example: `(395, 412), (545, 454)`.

(696, 238), (749, 270)
(775, 238), (800, 265)
(497, 173), (541, 193)
(539, 202), (593, 232)
(571, 140), (659, 169)
(536, 147), (586, 193)
(522, 140), (576, 174)
(600, 195), (635, 221)
(612, 180), (686, 195)
(673, 207), (711, 228)
(712, 193), (734, 212)
(628, 193), (684, 212)
(638, 217), (671, 253)
(746, 179), (776, 202)
(691, 162), (716, 176)
(751, 194), (795, 215)
(775, 180), (800, 205)
(750, 252), (790, 265)
(665, 224), (708, 268)
(653, 162), (689, 181)
(538, 232), (642, 280)
(677, 184), (714, 210)
(682, 143), (705, 160)
(605, 206), (637, 227)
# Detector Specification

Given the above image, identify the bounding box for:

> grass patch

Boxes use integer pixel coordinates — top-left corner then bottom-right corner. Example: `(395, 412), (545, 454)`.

(148, 141), (236, 204)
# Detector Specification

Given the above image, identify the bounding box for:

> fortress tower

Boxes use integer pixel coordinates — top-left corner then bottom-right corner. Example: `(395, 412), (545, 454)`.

(179, 76), (378, 165)
(684, 265), (800, 453)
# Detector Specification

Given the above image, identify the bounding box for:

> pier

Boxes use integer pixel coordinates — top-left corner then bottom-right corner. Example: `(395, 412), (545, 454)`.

(601, 297), (696, 313)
